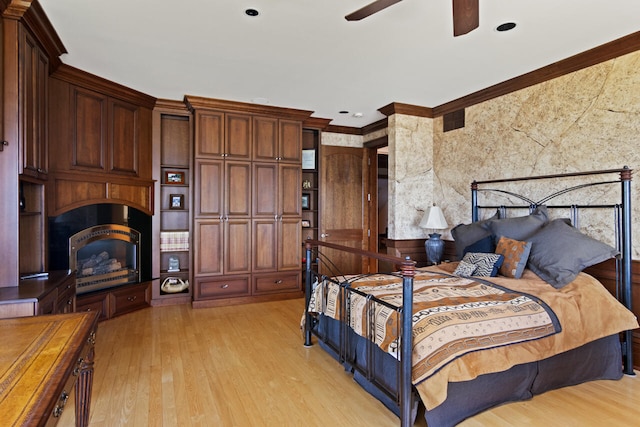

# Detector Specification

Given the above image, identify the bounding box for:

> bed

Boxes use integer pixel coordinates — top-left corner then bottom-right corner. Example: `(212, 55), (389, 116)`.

(302, 167), (638, 427)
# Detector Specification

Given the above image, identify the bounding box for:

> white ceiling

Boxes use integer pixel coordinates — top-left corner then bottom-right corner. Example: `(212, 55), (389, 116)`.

(39, 0), (640, 127)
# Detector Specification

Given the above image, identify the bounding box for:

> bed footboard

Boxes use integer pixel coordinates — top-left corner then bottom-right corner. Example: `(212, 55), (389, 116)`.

(303, 240), (416, 427)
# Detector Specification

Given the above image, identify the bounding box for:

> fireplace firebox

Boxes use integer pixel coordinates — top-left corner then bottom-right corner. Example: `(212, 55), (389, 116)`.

(49, 204), (152, 294)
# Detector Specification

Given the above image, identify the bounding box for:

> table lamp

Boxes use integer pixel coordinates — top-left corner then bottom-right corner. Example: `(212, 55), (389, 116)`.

(419, 205), (448, 264)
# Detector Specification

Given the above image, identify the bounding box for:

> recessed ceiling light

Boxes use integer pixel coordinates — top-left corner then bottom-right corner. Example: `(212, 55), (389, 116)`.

(339, 110), (349, 114)
(353, 112), (364, 118)
(496, 22), (517, 32)
(245, 8), (259, 17)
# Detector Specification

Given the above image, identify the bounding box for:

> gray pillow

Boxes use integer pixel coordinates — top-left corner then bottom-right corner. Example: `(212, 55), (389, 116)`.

(526, 218), (620, 289)
(487, 205), (549, 242)
(451, 212), (499, 260)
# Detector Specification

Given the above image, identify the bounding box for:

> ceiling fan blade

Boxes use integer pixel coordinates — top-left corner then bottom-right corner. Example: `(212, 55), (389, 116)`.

(452, 0), (479, 36)
(345, 0), (404, 21)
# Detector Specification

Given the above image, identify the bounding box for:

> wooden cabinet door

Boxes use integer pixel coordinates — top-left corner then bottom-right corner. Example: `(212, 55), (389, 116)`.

(20, 27), (48, 179)
(279, 217), (302, 271)
(253, 162), (277, 217)
(195, 110), (224, 158)
(253, 116), (278, 162)
(194, 219), (224, 276)
(252, 218), (277, 272)
(279, 120), (302, 163)
(279, 163), (301, 217)
(224, 218), (251, 274)
(71, 86), (107, 171)
(109, 98), (139, 175)
(194, 159), (223, 218)
(225, 113), (251, 159)
(225, 161), (251, 217)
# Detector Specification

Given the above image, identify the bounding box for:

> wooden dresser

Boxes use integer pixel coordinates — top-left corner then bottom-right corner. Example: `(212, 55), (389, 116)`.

(0, 311), (99, 426)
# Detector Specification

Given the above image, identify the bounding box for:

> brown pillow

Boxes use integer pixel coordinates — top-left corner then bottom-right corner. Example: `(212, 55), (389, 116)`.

(495, 236), (532, 279)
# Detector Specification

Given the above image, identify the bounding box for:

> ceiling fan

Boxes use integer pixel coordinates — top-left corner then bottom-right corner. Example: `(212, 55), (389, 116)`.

(345, 0), (479, 37)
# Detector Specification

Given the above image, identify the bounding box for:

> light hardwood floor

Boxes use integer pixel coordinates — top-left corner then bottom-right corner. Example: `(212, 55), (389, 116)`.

(59, 298), (639, 426)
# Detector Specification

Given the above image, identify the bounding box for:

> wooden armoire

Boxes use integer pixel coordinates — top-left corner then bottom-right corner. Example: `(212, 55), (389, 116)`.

(184, 96), (313, 307)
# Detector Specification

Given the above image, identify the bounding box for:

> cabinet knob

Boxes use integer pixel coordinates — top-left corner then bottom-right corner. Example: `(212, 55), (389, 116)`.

(274, 280), (283, 285)
(127, 296), (137, 302)
(0, 140), (7, 152)
(221, 284), (229, 289)
(321, 233), (330, 238)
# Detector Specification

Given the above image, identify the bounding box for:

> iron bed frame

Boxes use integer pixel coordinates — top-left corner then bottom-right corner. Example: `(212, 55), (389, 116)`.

(303, 167), (634, 427)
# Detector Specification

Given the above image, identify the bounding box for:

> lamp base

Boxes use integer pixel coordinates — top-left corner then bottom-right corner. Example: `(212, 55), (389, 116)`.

(425, 233), (445, 265)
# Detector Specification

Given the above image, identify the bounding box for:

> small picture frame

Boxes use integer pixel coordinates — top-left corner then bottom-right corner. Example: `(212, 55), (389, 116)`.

(165, 170), (185, 185)
(301, 220), (311, 228)
(169, 194), (184, 210)
(302, 149), (316, 170)
(302, 193), (310, 210)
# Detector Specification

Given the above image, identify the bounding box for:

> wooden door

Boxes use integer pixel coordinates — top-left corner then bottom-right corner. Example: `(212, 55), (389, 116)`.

(278, 120), (302, 163)
(253, 116), (278, 162)
(319, 145), (369, 275)
(252, 218), (277, 272)
(225, 161), (251, 217)
(194, 110), (224, 158)
(224, 218), (251, 275)
(193, 219), (223, 276)
(194, 159), (223, 218)
(225, 113), (251, 159)
(279, 217), (302, 271)
(252, 162), (277, 217)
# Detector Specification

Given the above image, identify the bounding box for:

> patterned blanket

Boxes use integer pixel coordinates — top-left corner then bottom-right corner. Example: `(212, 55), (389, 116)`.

(308, 270), (561, 385)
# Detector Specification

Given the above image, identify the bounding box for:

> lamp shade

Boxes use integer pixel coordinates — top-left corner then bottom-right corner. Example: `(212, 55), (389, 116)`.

(419, 205), (448, 230)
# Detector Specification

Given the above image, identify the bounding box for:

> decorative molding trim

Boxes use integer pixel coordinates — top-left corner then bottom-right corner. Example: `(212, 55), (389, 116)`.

(184, 95), (314, 120)
(303, 116), (332, 130)
(378, 102), (435, 119)
(52, 64), (157, 108)
(433, 30), (640, 117)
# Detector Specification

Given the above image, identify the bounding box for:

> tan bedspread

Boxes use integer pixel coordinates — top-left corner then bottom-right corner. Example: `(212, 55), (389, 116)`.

(308, 264), (638, 410)
(417, 264), (638, 410)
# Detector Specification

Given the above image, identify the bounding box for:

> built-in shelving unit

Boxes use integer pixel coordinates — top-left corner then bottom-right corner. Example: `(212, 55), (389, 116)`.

(301, 128), (320, 271)
(19, 178), (45, 276)
(152, 101), (193, 305)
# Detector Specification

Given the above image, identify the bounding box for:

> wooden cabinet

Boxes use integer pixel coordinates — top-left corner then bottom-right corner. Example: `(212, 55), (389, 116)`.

(194, 110), (251, 160)
(152, 102), (193, 305)
(47, 65), (155, 216)
(1, 6), (64, 288)
(0, 271), (76, 319)
(186, 96), (311, 307)
(253, 117), (302, 163)
(75, 281), (151, 321)
(19, 25), (49, 180)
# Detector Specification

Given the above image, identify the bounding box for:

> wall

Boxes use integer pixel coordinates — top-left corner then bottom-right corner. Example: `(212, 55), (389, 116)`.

(431, 50), (640, 257)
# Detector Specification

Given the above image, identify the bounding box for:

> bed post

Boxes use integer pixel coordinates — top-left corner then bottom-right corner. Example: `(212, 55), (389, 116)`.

(620, 167), (634, 375)
(471, 181), (479, 222)
(400, 257), (416, 427)
(304, 241), (314, 347)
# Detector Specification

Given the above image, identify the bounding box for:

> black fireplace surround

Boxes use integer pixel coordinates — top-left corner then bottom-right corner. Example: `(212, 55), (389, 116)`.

(49, 203), (152, 293)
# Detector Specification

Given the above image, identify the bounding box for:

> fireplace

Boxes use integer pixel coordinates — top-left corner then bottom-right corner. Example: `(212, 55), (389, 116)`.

(49, 204), (152, 294)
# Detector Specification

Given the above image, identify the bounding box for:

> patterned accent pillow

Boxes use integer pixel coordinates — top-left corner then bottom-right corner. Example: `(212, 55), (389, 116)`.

(495, 236), (532, 279)
(453, 260), (478, 277)
(461, 252), (504, 277)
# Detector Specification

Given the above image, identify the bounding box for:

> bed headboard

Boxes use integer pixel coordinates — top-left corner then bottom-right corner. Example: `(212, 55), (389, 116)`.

(470, 166), (633, 374)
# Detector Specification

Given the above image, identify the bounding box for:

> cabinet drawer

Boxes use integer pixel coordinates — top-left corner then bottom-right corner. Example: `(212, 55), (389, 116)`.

(110, 283), (150, 317)
(196, 276), (250, 299)
(76, 292), (109, 322)
(253, 272), (301, 295)
(56, 279), (76, 314)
